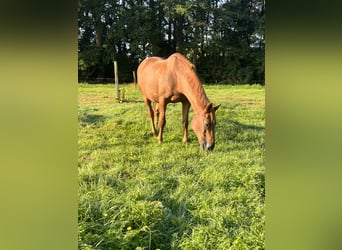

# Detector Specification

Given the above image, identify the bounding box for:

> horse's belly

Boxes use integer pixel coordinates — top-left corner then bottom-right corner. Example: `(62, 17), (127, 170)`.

(170, 94), (186, 103)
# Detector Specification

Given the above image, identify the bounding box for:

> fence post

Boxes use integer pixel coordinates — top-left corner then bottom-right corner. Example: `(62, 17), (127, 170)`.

(132, 70), (136, 88)
(114, 60), (120, 99)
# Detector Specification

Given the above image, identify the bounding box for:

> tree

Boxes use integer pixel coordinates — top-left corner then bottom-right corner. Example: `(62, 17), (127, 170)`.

(78, 0), (265, 84)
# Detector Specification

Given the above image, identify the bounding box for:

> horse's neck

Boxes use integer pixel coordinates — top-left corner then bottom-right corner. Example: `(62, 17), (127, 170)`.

(183, 78), (210, 114)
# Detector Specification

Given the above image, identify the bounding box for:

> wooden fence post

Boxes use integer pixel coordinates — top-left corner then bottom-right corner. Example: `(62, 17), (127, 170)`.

(114, 60), (120, 99)
(132, 70), (136, 88)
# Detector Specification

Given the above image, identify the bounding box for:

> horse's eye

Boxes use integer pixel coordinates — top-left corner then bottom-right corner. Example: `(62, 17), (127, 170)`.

(205, 123), (210, 129)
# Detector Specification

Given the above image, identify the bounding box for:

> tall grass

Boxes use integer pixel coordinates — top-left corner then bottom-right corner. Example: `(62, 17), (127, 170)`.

(78, 83), (265, 249)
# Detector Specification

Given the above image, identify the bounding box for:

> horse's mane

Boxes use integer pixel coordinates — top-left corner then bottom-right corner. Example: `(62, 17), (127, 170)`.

(167, 53), (209, 109)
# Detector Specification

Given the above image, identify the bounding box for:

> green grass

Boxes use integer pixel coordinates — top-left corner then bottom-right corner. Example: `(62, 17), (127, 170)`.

(78, 83), (265, 249)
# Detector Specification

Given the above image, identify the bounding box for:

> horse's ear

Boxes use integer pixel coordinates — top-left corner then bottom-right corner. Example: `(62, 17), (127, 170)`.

(213, 104), (220, 112)
(205, 103), (220, 113)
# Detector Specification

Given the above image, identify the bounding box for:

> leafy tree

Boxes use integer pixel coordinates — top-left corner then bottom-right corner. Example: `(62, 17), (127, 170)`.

(78, 0), (265, 84)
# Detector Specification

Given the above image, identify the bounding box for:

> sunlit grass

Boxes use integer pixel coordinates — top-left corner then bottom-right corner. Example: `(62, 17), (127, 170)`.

(78, 83), (265, 249)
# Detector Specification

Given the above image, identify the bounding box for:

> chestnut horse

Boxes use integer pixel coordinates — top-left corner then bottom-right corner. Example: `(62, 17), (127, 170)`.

(137, 53), (220, 150)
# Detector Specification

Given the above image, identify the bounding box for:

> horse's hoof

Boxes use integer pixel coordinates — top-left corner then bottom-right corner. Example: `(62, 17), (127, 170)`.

(183, 137), (189, 144)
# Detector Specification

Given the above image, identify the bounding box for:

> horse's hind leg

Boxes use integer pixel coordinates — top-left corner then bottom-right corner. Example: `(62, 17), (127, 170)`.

(144, 98), (157, 136)
(154, 102), (159, 126)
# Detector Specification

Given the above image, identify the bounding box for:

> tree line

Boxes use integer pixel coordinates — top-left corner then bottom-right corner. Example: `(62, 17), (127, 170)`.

(78, 0), (265, 84)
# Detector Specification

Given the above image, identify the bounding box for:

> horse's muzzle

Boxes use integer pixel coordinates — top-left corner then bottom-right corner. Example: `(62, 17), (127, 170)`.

(201, 141), (215, 151)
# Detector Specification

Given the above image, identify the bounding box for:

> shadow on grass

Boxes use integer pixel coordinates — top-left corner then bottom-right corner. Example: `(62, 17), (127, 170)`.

(119, 98), (144, 103)
(138, 180), (196, 249)
(227, 119), (264, 132)
(219, 119), (264, 136)
(79, 112), (107, 127)
(216, 118), (265, 151)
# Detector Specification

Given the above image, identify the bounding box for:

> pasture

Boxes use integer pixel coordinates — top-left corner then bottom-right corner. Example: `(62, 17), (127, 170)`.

(78, 83), (265, 249)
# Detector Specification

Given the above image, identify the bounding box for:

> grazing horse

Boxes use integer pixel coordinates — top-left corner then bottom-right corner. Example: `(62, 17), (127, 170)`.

(137, 52), (220, 150)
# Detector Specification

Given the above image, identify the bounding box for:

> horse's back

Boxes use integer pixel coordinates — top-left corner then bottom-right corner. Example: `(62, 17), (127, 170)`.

(137, 53), (194, 103)
(138, 56), (162, 71)
(139, 57), (162, 81)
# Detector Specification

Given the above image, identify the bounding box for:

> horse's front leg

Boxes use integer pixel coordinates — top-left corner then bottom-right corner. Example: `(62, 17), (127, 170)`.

(182, 100), (190, 143)
(157, 100), (166, 144)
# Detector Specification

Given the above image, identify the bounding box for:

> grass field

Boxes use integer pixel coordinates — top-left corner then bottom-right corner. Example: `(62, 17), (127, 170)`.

(78, 83), (265, 249)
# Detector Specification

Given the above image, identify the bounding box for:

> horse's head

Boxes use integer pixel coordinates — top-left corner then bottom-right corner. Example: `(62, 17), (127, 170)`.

(191, 103), (220, 151)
